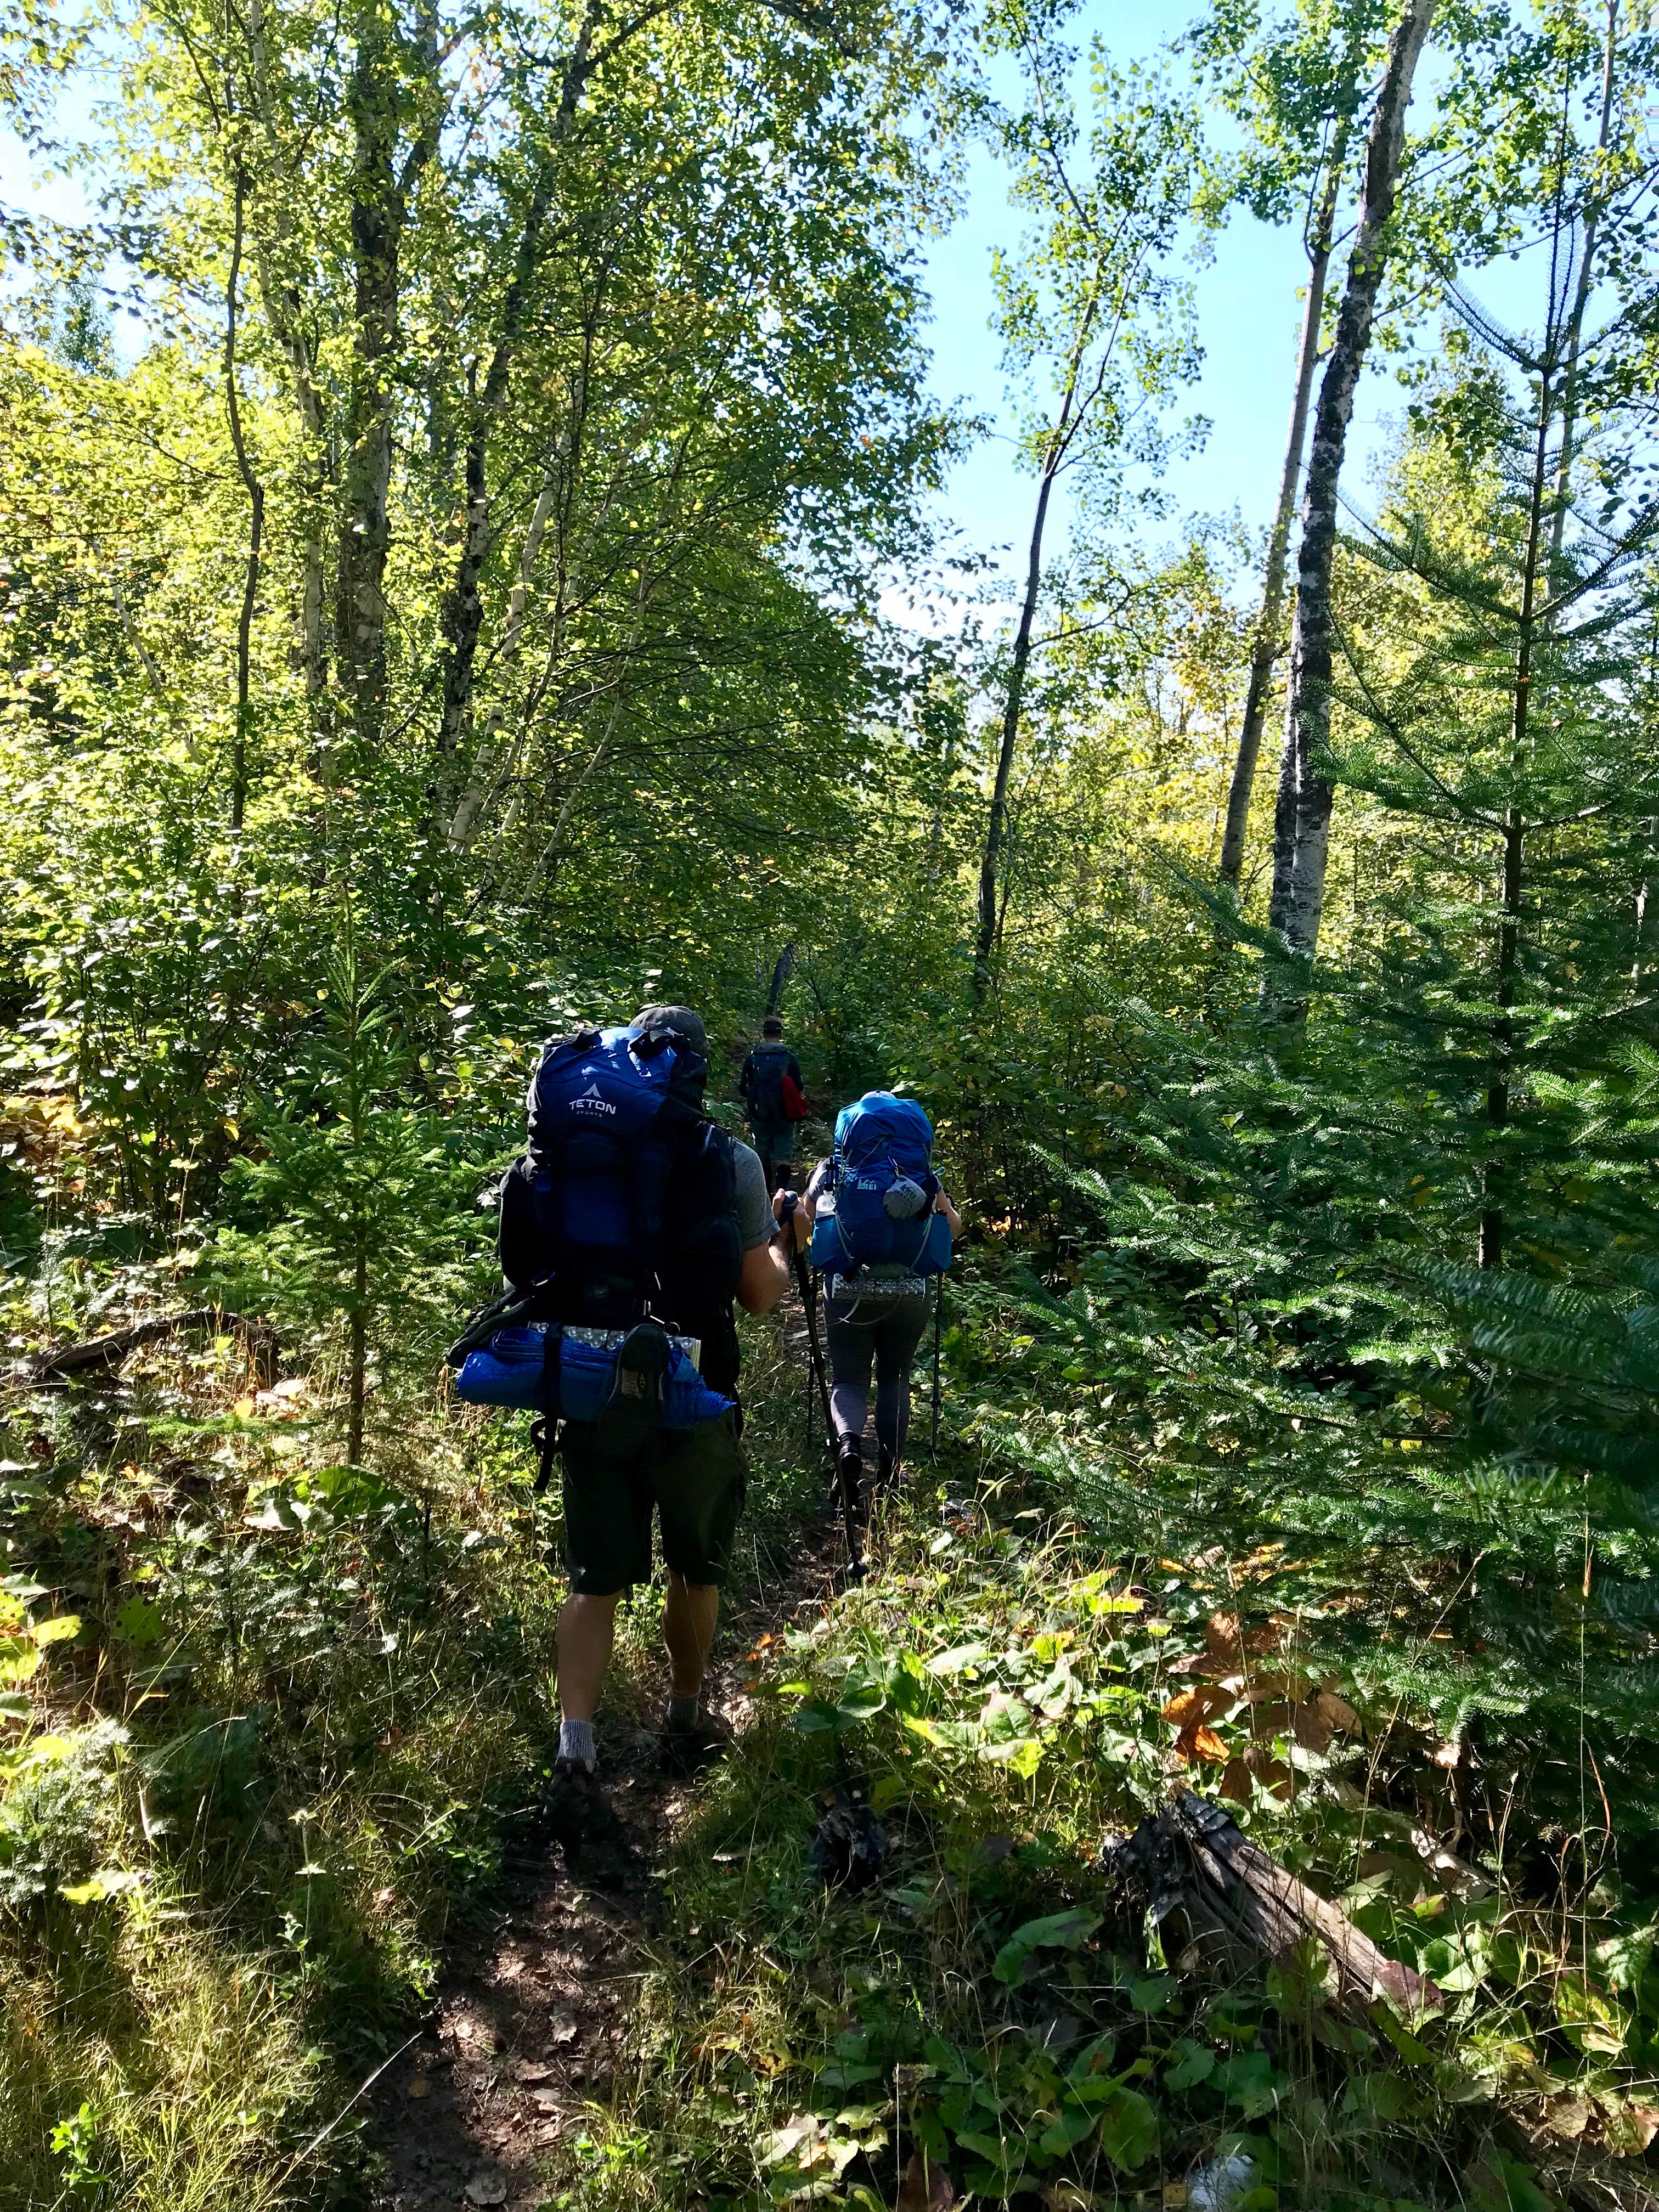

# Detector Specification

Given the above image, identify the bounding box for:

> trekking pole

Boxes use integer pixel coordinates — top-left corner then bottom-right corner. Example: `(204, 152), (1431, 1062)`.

(782, 1196), (863, 1579)
(930, 1274), (943, 1460)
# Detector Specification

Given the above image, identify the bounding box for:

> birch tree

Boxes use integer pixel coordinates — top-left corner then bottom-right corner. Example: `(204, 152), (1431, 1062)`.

(1188, 0), (1401, 894)
(972, 11), (1203, 1000)
(1261, 0), (1436, 1013)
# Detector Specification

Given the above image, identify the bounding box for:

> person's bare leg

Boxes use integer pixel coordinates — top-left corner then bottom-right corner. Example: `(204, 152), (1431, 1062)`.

(556, 1591), (620, 1723)
(663, 1573), (719, 1699)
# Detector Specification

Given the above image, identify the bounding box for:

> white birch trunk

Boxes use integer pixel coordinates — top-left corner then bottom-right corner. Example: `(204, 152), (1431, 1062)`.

(1263, 0), (1437, 1009)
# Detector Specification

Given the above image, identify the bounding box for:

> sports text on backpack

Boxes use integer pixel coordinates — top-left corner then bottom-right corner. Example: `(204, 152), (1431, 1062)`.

(809, 1092), (953, 1280)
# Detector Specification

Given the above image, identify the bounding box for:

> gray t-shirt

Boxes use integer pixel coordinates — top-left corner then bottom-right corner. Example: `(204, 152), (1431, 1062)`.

(732, 1138), (772, 1251)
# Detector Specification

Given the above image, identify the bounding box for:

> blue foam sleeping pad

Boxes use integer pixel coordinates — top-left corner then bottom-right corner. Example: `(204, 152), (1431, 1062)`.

(455, 1326), (733, 1426)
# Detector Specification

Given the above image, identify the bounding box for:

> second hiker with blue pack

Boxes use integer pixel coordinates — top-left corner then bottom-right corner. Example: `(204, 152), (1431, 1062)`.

(448, 1004), (808, 1852)
(797, 1090), (962, 1511)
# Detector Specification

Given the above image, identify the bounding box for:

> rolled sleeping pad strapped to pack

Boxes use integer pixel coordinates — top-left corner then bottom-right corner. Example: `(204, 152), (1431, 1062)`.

(810, 1206), (951, 1279)
(455, 1325), (733, 1426)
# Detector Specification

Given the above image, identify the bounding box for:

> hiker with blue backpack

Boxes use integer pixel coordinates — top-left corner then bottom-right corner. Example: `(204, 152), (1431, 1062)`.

(448, 1005), (808, 1850)
(791, 1092), (961, 1512)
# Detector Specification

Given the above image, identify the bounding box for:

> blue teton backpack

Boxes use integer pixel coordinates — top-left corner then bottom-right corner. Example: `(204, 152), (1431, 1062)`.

(810, 1092), (952, 1278)
(497, 1021), (744, 1393)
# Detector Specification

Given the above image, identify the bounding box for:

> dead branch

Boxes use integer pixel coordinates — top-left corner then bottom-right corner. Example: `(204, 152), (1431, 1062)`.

(1105, 1790), (1442, 2019)
(31, 1309), (279, 1387)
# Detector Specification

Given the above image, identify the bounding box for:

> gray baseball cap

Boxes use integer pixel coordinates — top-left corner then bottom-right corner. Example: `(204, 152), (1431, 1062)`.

(631, 1003), (707, 1057)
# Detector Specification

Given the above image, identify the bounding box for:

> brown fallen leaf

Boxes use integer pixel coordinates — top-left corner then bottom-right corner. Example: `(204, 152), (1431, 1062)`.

(1204, 1611), (1243, 1667)
(1174, 1723), (1229, 1766)
(1315, 1689), (1362, 1734)
(895, 2147), (956, 2212)
(1604, 2101), (1659, 2155)
(1547, 2094), (1591, 2140)
(1291, 1700), (1333, 1754)
(1239, 1740), (1294, 1800)
(1245, 1700), (1294, 1741)
(1242, 1668), (1313, 1705)
(1161, 1685), (1231, 1729)
(1219, 1757), (1252, 1805)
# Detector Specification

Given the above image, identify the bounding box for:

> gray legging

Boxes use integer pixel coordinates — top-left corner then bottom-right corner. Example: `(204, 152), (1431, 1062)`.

(824, 1290), (929, 1459)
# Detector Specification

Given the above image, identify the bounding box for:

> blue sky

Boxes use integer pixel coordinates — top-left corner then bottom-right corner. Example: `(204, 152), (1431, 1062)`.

(910, 0), (1415, 592)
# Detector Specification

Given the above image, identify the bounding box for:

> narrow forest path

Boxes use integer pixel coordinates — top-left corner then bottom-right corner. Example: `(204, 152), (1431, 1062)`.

(364, 1310), (849, 2212)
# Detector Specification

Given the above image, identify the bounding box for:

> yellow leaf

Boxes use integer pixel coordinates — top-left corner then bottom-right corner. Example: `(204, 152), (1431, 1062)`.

(31, 1614), (81, 1646)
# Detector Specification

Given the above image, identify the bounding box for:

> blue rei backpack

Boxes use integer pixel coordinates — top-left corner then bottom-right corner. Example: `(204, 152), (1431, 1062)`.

(809, 1092), (952, 1278)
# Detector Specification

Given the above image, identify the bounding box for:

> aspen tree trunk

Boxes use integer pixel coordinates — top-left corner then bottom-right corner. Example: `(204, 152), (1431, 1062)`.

(335, 1), (441, 752)
(437, 6), (603, 765)
(445, 463), (562, 848)
(335, 18), (403, 749)
(1263, 0), (1436, 1014)
(1548, 0), (1619, 588)
(245, 0), (329, 754)
(224, 171), (263, 836)
(1217, 100), (1353, 893)
(972, 292), (1101, 1003)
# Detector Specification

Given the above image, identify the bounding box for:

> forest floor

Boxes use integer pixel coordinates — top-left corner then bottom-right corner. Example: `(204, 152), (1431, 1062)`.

(363, 1498), (845, 2212)
(8, 1288), (1659, 2212)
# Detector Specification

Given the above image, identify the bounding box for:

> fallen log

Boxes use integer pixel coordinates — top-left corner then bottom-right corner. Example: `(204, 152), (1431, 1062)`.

(31, 1308), (279, 1387)
(1104, 1789), (1441, 2019)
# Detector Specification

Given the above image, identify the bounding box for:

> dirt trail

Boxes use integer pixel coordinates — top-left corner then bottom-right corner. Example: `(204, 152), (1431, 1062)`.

(363, 1378), (853, 2212)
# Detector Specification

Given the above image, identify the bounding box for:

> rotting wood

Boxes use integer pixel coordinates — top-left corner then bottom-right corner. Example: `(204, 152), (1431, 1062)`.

(32, 1310), (279, 1386)
(1105, 1789), (1442, 2019)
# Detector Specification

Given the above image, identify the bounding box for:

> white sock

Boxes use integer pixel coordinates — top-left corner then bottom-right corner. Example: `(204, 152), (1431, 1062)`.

(558, 1718), (596, 1771)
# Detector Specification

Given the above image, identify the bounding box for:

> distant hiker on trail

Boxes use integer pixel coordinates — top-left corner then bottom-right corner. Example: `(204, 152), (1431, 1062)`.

(793, 1090), (961, 1506)
(738, 1015), (806, 1193)
(478, 1005), (809, 1845)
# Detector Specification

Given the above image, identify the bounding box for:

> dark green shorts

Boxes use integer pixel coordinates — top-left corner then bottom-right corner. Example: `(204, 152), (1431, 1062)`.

(558, 1406), (748, 1594)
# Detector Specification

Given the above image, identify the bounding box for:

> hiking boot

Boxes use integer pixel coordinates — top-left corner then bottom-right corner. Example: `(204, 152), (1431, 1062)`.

(874, 1446), (900, 1494)
(661, 1702), (733, 1779)
(836, 1438), (866, 1506)
(543, 1758), (634, 1880)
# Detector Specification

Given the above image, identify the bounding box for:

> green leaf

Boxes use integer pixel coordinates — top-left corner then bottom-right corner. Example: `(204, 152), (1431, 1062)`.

(1129, 1974), (1176, 2014)
(992, 1908), (1103, 1987)
(1037, 2099), (1098, 2156)
(112, 1598), (163, 1646)
(1094, 2085), (1158, 2172)
(817, 2061), (881, 2091)
(0, 1639), (42, 1686)
(59, 1869), (144, 1904)
(1162, 2040), (1215, 2091)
